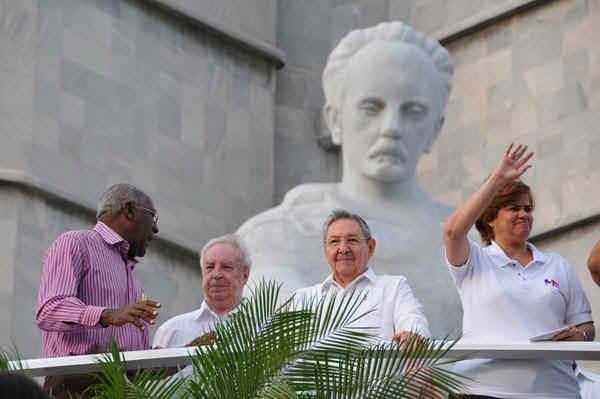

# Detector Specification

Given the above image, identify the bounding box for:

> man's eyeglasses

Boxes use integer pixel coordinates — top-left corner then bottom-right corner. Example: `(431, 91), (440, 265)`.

(137, 206), (159, 225)
(325, 236), (369, 248)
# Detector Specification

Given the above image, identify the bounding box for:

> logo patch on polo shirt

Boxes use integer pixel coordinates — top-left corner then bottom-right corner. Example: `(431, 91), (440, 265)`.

(544, 278), (560, 288)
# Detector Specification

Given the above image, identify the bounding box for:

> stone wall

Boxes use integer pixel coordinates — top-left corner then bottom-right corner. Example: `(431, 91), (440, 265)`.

(275, 0), (600, 236)
(1, 0), (599, 361)
(420, 0), (600, 237)
(274, 0), (600, 350)
(0, 185), (201, 357)
(156, 0), (278, 45)
(0, 0), (279, 356)
(1, 0), (278, 250)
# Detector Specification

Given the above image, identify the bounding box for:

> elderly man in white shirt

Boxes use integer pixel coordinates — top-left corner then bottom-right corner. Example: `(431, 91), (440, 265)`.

(153, 234), (250, 349)
(295, 209), (430, 345)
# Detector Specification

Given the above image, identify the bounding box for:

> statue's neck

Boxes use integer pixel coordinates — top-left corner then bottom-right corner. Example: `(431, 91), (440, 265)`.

(337, 172), (428, 206)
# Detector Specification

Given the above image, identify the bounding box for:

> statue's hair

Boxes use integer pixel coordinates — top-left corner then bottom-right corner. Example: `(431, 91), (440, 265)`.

(200, 234), (252, 270)
(96, 183), (152, 219)
(322, 21), (453, 114)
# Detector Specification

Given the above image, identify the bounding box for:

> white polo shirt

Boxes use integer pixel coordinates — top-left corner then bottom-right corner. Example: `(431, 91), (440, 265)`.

(447, 240), (592, 399)
(152, 301), (236, 348)
(576, 366), (600, 399)
(294, 267), (430, 340)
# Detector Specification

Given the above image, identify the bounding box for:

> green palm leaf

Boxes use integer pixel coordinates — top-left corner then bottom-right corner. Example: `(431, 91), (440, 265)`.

(286, 336), (466, 398)
(0, 346), (26, 374)
(89, 342), (187, 399)
(88, 280), (466, 399)
(187, 280), (313, 399)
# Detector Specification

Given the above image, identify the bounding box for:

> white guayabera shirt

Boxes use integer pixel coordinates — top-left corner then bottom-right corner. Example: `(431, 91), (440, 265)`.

(152, 301), (238, 379)
(152, 301), (236, 349)
(293, 267), (431, 340)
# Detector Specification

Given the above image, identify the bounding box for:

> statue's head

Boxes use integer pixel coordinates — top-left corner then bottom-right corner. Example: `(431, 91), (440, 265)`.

(322, 22), (453, 183)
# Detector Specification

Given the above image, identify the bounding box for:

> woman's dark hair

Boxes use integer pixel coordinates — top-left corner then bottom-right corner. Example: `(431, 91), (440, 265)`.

(0, 372), (49, 399)
(475, 180), (534, 246)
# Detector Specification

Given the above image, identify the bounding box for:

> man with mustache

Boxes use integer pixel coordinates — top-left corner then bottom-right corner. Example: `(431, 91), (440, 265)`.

(36, 183), (161, 398)
(152, 234), (250, 349)
(237, 21), (461, 338)
(295, 209), (430, 344)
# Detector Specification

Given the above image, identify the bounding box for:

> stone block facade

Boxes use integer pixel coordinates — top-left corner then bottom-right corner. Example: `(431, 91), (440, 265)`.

(0, 0), (279, 356)
(1, 0), (599, 365)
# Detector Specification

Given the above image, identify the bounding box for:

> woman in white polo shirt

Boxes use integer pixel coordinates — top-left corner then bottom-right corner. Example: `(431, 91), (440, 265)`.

(443, 143), (594, 399)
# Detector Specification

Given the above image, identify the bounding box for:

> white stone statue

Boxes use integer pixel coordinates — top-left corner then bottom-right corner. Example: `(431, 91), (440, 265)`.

(237, 21), (461, 337)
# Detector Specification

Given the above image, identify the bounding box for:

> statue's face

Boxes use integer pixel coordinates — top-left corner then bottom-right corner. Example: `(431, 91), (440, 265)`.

(335, 41), (442, 182)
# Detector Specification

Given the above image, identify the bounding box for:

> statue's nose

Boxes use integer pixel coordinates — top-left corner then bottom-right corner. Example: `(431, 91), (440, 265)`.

(381, 110), (402, 138)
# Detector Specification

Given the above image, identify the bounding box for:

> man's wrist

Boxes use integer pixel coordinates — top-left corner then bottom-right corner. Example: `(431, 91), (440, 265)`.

(99, 308), (115, 328)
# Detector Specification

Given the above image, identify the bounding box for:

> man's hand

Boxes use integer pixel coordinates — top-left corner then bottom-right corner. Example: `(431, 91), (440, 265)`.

(186, 331), (216, 346)
(392, 330), (426, 351)
(100, 300), (161, 331)
(553, 323), (594, 341)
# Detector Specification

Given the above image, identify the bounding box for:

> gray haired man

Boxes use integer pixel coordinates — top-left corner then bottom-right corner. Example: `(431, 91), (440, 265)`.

(152, 234), (251, 348)
(294, 209), (430, 347)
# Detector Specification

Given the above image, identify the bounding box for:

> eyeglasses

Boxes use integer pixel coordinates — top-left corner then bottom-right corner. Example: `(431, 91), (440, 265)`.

(325, 236), (369, 248)
(137, 206), (159, 225)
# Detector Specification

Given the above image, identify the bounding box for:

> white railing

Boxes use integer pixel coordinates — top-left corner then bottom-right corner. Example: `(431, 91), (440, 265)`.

(12, 342), (600, 377)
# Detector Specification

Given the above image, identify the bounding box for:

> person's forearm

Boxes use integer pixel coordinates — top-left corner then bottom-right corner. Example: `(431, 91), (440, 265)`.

(445, 173), (507, 240)
(587, 241), (600, 286)
(36, 297), (105, 331)
(443, 172), (508, 265)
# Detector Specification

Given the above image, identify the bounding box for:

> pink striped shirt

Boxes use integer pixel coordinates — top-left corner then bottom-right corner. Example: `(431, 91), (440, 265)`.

(36, 222), (149, 357)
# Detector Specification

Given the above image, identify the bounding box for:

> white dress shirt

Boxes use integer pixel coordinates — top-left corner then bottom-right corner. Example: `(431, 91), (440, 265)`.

(152, 301), (237, 380)
(576, 366), (600, 399)
(447, 240), (592, 399)
(294, 267), (430, 340)
(152, 301), (235, 348)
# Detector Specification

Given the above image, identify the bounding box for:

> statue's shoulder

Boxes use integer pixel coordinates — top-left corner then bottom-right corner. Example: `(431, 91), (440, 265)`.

(236, 183), (336, 237)
(418, 198), (453, 221)
(282, 183), (337, 207)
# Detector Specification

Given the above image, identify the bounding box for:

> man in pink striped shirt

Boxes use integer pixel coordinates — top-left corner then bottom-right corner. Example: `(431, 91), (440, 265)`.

(36, 183), (161, 397)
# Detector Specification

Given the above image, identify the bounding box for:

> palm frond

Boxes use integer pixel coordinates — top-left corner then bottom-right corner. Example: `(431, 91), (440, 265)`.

(285, 335), (467, 399)
(292, 289), (378, 356)
(85, 280), (467, 399)
(257, 375), (299, 399)
(89, 341), (187, 399)
(187, 280), (315, 399)
(0, 346), (26, 373)
(0, 351), (12, 372)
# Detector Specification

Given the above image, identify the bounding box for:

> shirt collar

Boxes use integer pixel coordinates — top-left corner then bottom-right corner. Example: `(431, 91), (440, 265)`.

(93, 221), (136, 266)
(322, 267), (377, 292)
(487, 240), (546, 268)
(195, 300), (241, 321)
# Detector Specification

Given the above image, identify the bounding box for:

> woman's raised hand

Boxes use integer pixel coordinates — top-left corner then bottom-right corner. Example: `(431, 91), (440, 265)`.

(493, 143), (534, 183)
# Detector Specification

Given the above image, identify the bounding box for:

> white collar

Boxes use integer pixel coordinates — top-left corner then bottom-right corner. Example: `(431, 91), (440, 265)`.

(321, 267), (377, 292)
(486, 240), (546, 268)
(193, 300), (240, 321)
